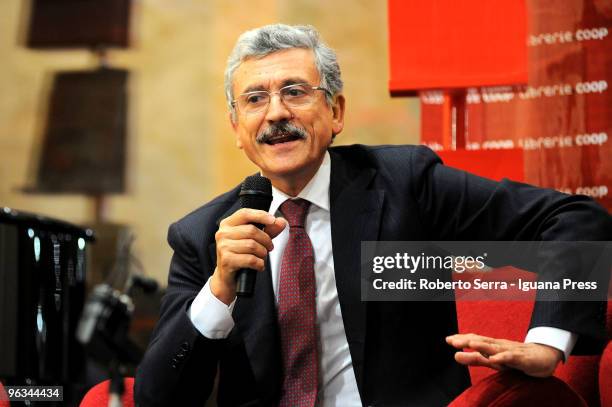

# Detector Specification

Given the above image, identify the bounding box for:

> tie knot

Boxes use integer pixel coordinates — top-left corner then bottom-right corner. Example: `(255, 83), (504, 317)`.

(279, 199), (311, 227)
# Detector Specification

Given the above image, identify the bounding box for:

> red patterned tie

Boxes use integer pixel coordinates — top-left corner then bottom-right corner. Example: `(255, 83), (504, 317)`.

(278, 199), (318, 407)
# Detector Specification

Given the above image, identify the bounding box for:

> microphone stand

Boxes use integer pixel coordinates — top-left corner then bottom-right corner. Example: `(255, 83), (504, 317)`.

(77, 234), (156, 407)
(108, 359), (125, 407)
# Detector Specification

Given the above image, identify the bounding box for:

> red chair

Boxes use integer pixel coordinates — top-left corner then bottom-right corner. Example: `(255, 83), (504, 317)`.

(452, 287), (611, 406)
(449, 370), (587, 407)
(0, 381), (9, 407)
(599, 303), (612, 407)
(599, 341), (612, 406)
(80, 377), (135, 407)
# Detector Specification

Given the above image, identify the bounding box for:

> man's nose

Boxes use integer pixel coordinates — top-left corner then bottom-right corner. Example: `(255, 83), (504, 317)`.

(265, 94), (293, 123)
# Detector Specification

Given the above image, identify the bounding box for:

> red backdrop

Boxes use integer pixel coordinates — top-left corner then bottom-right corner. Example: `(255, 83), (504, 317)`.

(389, 0), (612, 211)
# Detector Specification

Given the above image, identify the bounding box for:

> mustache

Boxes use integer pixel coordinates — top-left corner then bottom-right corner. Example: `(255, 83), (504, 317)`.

(256, 121), (308, 144)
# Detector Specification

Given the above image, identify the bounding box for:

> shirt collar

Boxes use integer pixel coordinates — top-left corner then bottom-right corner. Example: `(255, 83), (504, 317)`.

(269, 150), (331, 215)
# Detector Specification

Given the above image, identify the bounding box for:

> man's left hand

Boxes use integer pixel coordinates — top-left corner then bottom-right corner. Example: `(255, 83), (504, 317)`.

(446, 333), (563, 378)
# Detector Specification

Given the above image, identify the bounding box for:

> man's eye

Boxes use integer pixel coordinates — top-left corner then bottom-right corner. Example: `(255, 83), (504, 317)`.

(246, 94), (267, 104)
(284, 88), (307, 98)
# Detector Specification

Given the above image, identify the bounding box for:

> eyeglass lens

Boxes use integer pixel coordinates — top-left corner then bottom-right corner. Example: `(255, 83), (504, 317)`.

(237, 84), (322, 114)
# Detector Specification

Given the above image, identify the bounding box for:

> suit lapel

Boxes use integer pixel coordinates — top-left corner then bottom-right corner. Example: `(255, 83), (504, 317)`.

(208, 199), (282, 400)
(329, 149), (384, 395)
(232, 256), (281, 396)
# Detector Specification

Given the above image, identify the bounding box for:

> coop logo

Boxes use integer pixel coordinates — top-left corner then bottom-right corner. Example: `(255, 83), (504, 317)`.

(575, 80), (607, 94)
(528, 27), (608, 46)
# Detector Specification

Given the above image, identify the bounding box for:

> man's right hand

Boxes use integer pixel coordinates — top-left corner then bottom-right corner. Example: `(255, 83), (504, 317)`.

(210, 208), (287, 304)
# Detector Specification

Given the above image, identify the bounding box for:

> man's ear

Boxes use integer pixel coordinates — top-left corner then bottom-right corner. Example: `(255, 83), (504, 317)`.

(331, 94), (345, 136)
(229, 111), (243, 149)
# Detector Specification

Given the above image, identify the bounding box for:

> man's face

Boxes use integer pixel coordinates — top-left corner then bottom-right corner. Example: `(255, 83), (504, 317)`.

(230, 48), (345, 192)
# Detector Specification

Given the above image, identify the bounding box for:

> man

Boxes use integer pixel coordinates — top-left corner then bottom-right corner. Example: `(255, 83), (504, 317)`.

(135, 24), (610, 406)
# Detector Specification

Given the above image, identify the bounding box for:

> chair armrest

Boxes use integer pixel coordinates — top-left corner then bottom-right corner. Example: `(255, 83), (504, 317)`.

(449, 370), (587, 407)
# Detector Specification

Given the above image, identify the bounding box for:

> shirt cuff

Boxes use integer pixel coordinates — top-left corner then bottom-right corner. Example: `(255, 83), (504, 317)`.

(188, 278), (236, 339)
(525, 327), (577, 362)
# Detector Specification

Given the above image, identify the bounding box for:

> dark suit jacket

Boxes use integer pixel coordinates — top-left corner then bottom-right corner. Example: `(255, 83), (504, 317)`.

(135, 145), (611, 407)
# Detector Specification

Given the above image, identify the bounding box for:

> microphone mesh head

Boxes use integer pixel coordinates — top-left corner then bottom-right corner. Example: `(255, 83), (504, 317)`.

(240, 175), (273, 211)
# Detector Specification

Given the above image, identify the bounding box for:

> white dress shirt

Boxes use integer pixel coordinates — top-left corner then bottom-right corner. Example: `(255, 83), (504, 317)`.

(189, 151), (576, 406)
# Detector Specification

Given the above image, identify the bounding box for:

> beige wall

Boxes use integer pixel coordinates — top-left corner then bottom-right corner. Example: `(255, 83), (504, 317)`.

(0, 0), (419, 285)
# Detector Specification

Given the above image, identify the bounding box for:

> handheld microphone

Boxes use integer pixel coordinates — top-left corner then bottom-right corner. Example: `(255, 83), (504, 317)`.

(237, 174), (273, 297)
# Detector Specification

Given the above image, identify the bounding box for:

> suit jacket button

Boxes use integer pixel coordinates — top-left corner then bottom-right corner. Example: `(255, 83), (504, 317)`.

(180, 342), (190, 351)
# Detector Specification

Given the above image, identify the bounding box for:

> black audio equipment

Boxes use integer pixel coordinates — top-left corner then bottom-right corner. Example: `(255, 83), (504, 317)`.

(0, 207), (94, 402)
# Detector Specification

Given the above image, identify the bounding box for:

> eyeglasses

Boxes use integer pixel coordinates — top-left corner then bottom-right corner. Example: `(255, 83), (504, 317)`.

(232, 83), (331, 115)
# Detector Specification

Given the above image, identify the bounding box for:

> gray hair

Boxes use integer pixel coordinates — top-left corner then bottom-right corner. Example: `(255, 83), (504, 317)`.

(224, 24), (343, 120)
